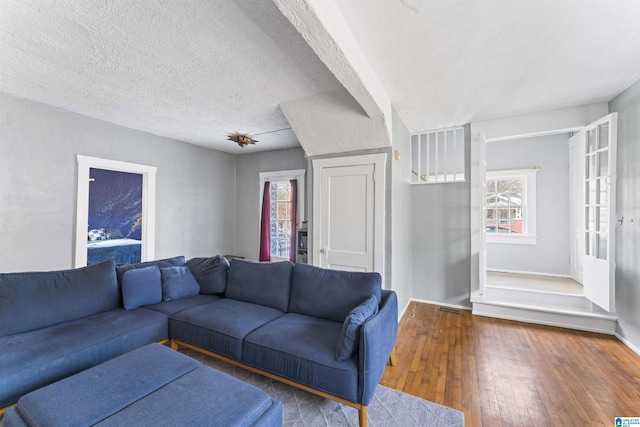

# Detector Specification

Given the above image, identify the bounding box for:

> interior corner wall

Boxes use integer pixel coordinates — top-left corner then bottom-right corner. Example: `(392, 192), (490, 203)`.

(390, 107), (412, 315)
(234, 147), (308, 261)
(609, 78), (640, 351)
(0, 92), (237, 272)
(411, 124), (471, 307)
(486, 133), (571, 276)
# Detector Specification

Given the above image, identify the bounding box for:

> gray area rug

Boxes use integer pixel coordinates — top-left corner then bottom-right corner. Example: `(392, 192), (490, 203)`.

(182, 348), (464, 427)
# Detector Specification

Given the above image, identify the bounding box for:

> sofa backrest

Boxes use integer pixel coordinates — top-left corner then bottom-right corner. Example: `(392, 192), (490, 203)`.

(225, 259), (293, 312)
(0, 259), (119, 337)
(289, 263), (382, 323)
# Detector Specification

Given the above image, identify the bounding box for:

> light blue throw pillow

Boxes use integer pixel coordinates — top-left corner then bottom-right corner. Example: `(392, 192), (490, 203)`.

(335, 295), (379, 361)
(121, 265), (162, 310)
(160, 266), (200, 302)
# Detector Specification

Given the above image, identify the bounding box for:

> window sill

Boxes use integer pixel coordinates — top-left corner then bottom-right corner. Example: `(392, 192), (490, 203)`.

(486, 235), (538, 245)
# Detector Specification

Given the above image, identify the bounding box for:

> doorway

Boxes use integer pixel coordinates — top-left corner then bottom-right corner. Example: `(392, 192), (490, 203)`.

(479, 113), (618, 313)
(483, 131), (581, 294)
(312, 153), (386, 281)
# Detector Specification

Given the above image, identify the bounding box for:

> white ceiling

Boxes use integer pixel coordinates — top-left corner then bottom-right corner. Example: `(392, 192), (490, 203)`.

(0, 0), (341, 153)
(336, 0), (640, 132)
(2, 1), (640, 153)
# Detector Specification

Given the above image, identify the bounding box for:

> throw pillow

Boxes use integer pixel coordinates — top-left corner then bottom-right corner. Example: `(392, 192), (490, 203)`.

(186, 256), (230, 294)
(160, 266), (200, 302)
(121, 265), (162, 310)
(335, 295), (379, 361)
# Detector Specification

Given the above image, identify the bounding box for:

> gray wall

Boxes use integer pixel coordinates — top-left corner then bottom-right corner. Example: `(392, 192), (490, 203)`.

(0, 92), (237, 272)
(390, 107), (413, 315)
(411, 124), (471, 307)
(610, 79), (640, 351)
(234, 148), (308, 261)
(486, 133), (571, 276)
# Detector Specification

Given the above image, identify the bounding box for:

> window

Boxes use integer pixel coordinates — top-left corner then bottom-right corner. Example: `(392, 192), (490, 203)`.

(269, 181), (292, 259)
(410, 126), (465, 184)
(485, 168), (537, 245)
(258, 169), (306, 262)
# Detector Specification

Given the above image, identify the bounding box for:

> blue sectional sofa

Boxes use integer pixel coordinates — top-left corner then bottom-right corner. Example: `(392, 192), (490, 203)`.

(0, 256), (398, 427)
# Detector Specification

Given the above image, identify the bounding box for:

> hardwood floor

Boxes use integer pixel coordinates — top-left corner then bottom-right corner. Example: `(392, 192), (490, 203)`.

(381, 301), (640, 426)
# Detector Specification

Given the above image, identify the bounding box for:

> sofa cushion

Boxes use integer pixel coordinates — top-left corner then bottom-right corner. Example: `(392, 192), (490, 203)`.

(170, 299), (285, 361)
(144, 294), (220, 316)
(243, 313), (359, 403)
(335, 295), (379, 361)
(0, 308), (168, 409)
(115, 255), (185, 287)
(187, 256), (229, 294)
(225, 259), (293, 312)
(160, 266), (200, 302)
(13, 344), (200, 427)
(0, 259), (119, 337)
(121, 265), (162, 310)
(289, 263), (382, 323)
(96, 366), (280, 427)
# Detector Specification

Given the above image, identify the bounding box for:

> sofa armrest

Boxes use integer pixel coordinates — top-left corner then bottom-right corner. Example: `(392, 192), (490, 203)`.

(358, 290), (398, 405)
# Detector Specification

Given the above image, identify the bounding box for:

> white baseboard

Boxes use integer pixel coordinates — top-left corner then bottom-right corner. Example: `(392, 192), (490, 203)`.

(410, 298), (472, 311)
(398, 299), (411, 322)
(615, 332), (640, 357)
(487, 268), (572, 279)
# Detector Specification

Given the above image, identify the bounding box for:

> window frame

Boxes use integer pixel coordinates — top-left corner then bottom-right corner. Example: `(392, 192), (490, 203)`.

(485, 168), (538, 245)
(259, 169), (305, 261)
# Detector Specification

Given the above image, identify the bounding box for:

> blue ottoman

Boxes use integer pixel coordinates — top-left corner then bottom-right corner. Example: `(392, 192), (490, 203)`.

(3, 344), (281, 427)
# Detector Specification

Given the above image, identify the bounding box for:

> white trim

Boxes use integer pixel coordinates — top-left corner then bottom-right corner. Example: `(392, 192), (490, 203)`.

(410, 298), (472, 311)
(487, 268), (572, 279)
(312, 153), (386, 283)
(75, 155), (156, 267)
(615, 332), (640, 358)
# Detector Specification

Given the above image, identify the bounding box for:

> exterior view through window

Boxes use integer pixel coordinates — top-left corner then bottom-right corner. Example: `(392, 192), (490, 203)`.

(270, 181), (292, 258)
(485, 177), (524, 234)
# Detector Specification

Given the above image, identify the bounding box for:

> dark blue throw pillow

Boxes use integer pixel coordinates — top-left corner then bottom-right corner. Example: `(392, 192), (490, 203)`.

(186, 256), (230, 294)
(121, 265), (162, 310)
(335, 295), (379, 361)
(160, 266), (200, 302)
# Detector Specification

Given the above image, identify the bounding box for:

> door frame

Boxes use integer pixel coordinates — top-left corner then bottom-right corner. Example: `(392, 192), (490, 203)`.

(75, 155), (156, 268)
(568, 130), (586, 285)
(312, 153), (386, 281)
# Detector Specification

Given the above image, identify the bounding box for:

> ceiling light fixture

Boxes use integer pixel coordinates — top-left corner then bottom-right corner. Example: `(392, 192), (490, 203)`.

(226, 127), (292, 148)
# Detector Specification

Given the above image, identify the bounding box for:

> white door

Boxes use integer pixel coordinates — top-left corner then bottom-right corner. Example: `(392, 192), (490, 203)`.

(583, 113), (618, 312)
(312, 154), (386, 279)
(569, 130), (585, 285)
(479, 132), (488, 295)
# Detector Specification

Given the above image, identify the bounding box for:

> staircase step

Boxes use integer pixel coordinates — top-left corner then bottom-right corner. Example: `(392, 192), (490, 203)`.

(471, 288), (617, 334)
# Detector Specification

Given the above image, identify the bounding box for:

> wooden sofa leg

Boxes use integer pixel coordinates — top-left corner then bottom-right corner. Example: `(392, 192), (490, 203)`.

(389, 348), (397, 366)
(359, 405), (368, 427)
(170, 340), (179, 351)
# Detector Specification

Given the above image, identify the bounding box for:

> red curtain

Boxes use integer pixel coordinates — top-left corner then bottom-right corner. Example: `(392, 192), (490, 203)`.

(289, 179), (297, 263)
(259, 181), (271, 262)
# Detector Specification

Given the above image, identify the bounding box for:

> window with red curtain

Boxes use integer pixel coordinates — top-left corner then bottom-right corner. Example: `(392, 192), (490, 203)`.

(259, 180), (297, 262)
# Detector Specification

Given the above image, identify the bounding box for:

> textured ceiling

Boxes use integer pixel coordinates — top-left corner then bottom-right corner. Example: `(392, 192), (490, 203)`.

(0, 0), (341, 153)
(3, 1), (640, 153)
(336, 0), (640, 132)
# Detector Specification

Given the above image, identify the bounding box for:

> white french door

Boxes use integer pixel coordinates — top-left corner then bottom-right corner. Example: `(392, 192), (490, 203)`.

(569, 130), (585, 285)
(478, 132), (487, 295)
(583, 113), (618, 312)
